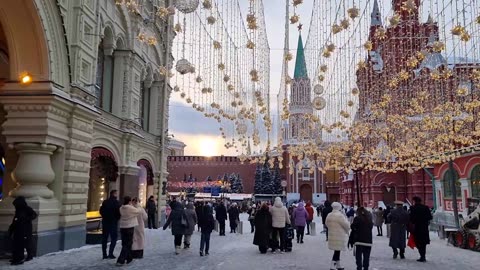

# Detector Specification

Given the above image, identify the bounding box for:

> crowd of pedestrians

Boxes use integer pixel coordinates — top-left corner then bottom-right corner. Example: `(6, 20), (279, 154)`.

(7, 192), (435, 269)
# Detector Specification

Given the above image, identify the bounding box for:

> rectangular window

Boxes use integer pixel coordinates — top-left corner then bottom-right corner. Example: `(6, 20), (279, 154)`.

(303, 169), (309, 178)
(83, 23), (93, 45)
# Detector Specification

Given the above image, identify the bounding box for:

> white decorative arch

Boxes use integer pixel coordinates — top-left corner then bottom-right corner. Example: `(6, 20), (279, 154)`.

(0, 1), (50, 82)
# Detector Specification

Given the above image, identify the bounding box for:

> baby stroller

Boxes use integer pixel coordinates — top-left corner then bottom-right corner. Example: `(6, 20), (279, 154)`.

(285, 224), (294, 252)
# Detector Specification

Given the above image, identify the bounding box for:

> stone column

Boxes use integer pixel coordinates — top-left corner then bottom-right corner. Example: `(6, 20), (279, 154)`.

(149, 81), (161, 135)
(112, 50), (131, 117)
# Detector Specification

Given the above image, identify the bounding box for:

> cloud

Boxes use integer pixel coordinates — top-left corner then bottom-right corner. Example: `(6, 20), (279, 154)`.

(173, 132), (238, 156)
(169, 101), (221, 136)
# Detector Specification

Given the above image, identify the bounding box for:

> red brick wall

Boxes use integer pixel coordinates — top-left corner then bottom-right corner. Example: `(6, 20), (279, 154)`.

(167, 156), (257, 193)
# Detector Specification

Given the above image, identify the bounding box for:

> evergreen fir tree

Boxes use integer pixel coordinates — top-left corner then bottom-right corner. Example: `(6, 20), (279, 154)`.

(254, 163), (263, 194)
(230, 173), (243, 193)
(272, 159), (283, 195)
(261, 155), (273, 194)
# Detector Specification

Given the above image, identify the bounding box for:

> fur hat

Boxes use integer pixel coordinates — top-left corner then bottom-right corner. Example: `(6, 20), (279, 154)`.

(332, 202), (342, 211)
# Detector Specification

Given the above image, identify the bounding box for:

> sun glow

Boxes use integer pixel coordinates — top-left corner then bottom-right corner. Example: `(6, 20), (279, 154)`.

(198, 138), (218, 157)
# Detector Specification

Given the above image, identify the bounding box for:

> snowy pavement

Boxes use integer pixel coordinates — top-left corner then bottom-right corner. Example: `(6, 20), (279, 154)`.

(1, 214), (479, 270)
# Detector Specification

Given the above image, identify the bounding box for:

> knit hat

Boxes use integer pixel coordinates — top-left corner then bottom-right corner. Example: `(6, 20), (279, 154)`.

(332, 202), (342, 211)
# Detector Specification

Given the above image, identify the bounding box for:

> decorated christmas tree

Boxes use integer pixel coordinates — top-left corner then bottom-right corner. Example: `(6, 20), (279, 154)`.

(261, 155), (273, 194)
(230, 173), (243, 193)
(254, 163), (263, 194)
(272, 159), (283, 195)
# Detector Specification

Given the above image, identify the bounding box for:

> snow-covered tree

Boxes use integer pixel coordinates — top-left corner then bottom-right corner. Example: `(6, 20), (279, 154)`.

(272, 159), (283, 195)
(254, 163), (263, 194)
(230, 173), (243, 193)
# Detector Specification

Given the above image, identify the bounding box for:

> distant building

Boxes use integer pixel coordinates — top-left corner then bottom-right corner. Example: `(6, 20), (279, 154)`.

(167, 156), (256, 194)
(168, 139), (187, 156)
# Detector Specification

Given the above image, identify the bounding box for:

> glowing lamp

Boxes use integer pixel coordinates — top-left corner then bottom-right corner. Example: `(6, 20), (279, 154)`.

(20, 74), (32, 85)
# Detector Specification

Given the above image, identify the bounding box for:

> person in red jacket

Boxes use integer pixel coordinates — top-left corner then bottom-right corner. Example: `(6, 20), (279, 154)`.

(305, 202), (314, 235)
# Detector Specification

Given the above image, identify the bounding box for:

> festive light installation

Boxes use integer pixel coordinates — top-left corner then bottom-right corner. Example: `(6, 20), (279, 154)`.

(170, 0), (270, 156)
(282, 0), (480, 174)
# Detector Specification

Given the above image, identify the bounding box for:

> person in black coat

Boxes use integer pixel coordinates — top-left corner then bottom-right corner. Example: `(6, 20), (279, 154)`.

(388, 201), (409, 259)
(228, 203), (240, 233)
(99, 190), (121, 259)
(146, 196), (157, 229)
(163, 201), (187, 254)
(321, 200), (333, 240)
(253, 203), (272, 254)
(215, 202), (227, 236)
(195, 202), (204, 232)
(350, 207), (373, 270)
(409, 197), (433, 262)
(9, 196), (37, 265)
(199, 204), (215, 256)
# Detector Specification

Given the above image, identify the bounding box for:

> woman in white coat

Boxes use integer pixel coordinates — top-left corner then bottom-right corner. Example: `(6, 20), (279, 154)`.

(325, 202), (350, 270)
(132, 198), (148, 259)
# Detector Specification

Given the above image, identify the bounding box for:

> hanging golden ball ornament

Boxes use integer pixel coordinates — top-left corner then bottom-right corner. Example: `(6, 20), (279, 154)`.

(401, 0), (418, 14)
(432, 41), (445, 52)
(374, 28), (387, 40)
(227, 84), (234, 91)
(290, 14), (300, 24)
(218, 63), (225, 70)
(451, 25), (465, 36)
(207, 16), (216, 25)
(348, 100), (354, 107)
(176, 59), (193, 75)
(314, 84), (324, 95)
(340, 18), (350, 29)
(285, 52), (293, 62)
(174, 0), (199, 14)
(196, 76), (203, 83)
(332, 24), (342, 34)
(186, 97), (192, 104)
(357, 60), (367, 69)
(293, 0), (303, 7)
(223, 75), (230, 82)
(246, 40), (255, 49)
(213, 40), (222, 49)
(364, 40), (373, 51)
(322, 49), (331, 58)
(313, 96), (326, 110)
(460, 32), (471, 42)
(174, 23), (183, 33)
(351, 88), (359, 95)
(320, 65), (328, 72)
(348, 7), (359, 19)
(389, 14), (401, 27)
(326, 43), (336, 52)
(180, 92), (186, 98)
(202, 0), (212, 9)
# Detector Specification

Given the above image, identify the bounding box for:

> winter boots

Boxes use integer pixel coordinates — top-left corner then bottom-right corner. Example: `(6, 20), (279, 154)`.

(330, 261), (344, 270)
(175, 246), (181, 255)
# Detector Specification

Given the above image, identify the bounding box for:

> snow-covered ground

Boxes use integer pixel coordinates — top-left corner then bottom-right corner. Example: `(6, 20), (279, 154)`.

(1, 214), (478, 270)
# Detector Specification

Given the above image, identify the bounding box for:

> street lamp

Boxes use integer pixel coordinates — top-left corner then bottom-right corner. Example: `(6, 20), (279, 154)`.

(345, 151), (362, 208)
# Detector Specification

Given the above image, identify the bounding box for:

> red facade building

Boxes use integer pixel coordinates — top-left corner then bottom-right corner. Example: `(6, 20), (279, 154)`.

(341, 0), (480, 215)
(167, 156), (257, 193)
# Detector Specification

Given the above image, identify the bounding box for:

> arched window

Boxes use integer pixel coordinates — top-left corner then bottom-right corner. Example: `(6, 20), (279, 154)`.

(140, 82), (151, 131)
(470, 165), (480, 198)
(95, 31), (114, 112)
(443, 169), (460, 198)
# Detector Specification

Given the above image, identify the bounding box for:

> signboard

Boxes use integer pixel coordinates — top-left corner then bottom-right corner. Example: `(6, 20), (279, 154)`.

(444, 199), (464, 212)
(312, 193), (327, 205)
(281, 180), (287, 187)
(211, 187), (221, 196)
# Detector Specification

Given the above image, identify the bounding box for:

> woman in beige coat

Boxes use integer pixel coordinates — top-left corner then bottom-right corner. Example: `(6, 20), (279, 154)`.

(325, 202), (350, 270)
(132, 198), (148, 259)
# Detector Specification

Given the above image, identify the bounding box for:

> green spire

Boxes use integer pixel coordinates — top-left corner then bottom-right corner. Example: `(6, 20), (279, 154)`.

(293, 33), (308, 79)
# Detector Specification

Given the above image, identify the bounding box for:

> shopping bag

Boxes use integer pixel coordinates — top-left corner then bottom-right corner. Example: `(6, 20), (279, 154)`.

(407, 233), (416, 249)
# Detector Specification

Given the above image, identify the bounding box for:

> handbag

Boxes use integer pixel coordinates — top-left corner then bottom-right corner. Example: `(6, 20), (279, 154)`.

(181, 212), (188, 227)
(407, 233), (416, 249)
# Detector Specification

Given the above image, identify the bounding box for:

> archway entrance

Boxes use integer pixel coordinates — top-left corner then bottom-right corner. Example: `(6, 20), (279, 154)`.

(87, 147), (118, 215)
(300, 184), (313, 202)
(382, 186), (396, 206)
(137, 159), (153, 207)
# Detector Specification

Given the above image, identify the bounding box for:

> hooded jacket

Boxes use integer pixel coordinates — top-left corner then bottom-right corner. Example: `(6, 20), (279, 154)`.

(269, 197), (290, 228)
(305, 202), (314, 221)
(325, 202), (350, 251)
(184, 203), (198, 235)
(292, 202), (308, 227)
(9, 197), (37, 240)
(119, 204), (141, 228)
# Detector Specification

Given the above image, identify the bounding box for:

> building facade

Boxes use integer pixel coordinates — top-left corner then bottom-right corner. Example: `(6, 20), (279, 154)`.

(0, 0), (173, 255)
